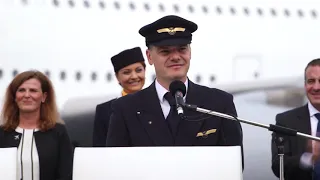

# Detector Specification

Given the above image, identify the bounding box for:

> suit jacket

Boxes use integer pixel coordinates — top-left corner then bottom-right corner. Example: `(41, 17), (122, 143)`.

(92, 98), (116, 147)
(106, 80), (244, 169)
(0, 123), (74, 180)
(271, 104), (313, 180)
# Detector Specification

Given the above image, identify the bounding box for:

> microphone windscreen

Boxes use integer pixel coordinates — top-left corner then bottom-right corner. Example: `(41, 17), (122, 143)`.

(169, 80), (186, 97)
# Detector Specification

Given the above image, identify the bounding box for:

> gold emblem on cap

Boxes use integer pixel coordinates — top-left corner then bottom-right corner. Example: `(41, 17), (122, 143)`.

(157, 27), (185, 35)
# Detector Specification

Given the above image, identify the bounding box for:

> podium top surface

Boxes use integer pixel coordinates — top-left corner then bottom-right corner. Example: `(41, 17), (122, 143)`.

(73, 146), (243, 180)
(0, 147), (17, 180)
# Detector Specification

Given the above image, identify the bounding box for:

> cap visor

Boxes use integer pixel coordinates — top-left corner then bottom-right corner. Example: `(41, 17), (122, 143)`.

(151, 38), (190, 46)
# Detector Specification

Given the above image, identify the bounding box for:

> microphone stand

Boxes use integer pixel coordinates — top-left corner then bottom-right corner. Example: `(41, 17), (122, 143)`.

(182, 103), (320, 180)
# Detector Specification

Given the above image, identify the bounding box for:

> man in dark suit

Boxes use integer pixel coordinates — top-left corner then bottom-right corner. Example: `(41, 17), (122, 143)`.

(106, 15), (243, 168)
(271, 58), (320, 180)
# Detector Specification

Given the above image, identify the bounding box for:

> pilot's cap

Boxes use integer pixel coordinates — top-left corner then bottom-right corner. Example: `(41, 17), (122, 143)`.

(111, 47), (145, 73)
(139, 15), (198, 47)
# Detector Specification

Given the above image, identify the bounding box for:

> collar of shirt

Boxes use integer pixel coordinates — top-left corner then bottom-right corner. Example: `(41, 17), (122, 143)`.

(15, 126), (39, 133)
(155, 79), (188, 103)
(121, 89), (128, 97)
(308, 101), (320, 117)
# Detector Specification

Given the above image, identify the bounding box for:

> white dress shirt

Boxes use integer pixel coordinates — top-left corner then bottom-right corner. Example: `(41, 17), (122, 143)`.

(300, 102), (319, 168)
(155, 79), (188, 119)
(16, 127), (40, 180)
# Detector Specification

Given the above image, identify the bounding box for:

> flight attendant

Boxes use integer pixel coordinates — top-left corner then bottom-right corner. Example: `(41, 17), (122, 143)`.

(92, 47), (146, 147)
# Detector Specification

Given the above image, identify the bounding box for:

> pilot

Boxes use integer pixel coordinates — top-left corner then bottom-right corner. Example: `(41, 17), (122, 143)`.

(0, 70), (73, 180)
(92, 46), (146, 147)
(106, 15), (244, 169)
(271, 59), (320, 180)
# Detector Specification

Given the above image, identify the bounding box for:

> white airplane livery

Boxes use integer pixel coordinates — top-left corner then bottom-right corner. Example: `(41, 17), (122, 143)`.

(0, 0), (320, 179)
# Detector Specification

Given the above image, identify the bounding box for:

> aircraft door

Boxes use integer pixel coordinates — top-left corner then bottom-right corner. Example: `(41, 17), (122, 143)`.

(232, 55), (262, 82)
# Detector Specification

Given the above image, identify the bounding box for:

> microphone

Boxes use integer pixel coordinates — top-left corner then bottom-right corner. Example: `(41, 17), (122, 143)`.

(169, 80), (187, 118)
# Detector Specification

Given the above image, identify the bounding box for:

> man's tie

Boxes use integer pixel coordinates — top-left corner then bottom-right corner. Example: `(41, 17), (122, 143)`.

(164, 92), (180, 136)
(313, 113), (320, 180)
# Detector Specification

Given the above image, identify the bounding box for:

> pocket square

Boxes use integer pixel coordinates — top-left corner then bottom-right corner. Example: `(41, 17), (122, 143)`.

(196, 129), (217, 137)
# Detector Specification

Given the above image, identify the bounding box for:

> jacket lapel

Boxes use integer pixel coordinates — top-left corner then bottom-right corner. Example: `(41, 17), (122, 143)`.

(174, 80), (205, 145)
(1, 130), (21, 148)
(297, 104), (311, 135)
(136, 82), (174, 145)
(296, 104), (311, 153)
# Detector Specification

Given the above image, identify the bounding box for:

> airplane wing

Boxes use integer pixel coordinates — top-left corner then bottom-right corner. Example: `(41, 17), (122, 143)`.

(60, 93), (120, 118)
(60, 76), (305, 117)
(213, 76), (304, 94)
(214, 76), (306, 108)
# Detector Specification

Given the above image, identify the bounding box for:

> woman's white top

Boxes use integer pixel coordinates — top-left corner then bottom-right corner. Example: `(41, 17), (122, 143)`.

(15, 127), (40, 180)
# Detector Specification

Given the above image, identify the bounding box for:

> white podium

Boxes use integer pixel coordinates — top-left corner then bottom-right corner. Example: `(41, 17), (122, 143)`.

(0, 147), (17, 180)
(73, 146), (243, 180)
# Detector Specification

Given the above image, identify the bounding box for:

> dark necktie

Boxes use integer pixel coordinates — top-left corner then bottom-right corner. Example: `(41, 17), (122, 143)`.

(313, 113), (320, 180)
(164, 92), (179, 136)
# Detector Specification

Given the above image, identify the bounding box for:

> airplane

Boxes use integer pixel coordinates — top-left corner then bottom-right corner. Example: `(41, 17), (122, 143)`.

(0, 0), (319, 179)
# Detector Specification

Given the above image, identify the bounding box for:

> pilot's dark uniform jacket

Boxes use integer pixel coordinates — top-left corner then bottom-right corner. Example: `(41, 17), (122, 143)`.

(106, 15), (244, 169)
(92, 47), (145, 147)
(0, 123), (73, 180)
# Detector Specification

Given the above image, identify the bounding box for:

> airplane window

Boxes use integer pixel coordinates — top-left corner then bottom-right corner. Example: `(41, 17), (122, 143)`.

(216, 6), (222, 14)
(144, 3), (150, 11)
(84, 1), (90, 8)
(60, 71), (66, 80)
(99, 1), (105, 9)
(68, 0), (74, 7)
(21, 0), (27, 5)
(311, 10), (317, 18)
(114, 1), (120, 10)
(106, 72), (112, 82)
(13, 70), (18, 77)
(257, 8), (263, 16)
(45, 70), (50, 78)
(158, 3), (164, 12)
(195, 75), (201, 83)
(0, 69), (3, 79)
(210, 75), (216, 82)
(75, 71), (82, 81)
(297, 9), (304, 18)
(270, 8), (277, 16)
(129, 2), (135, 10)
(284, 9), (290, 17)
(188, 5), (194, 13)
(230, 7), (236, 15)
(53, 0), (59, 7)
(243, 7), (250, 16)
(173, 4), (179, 12)
(91, 72), (97, 81)
(202, 6), (208, 14)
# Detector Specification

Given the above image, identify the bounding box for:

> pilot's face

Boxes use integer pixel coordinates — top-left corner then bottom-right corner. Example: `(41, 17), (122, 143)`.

(305, 65), (320, 109)
(146, 44), (191, 87)
(15, 78), (47, 113)
(116, 62), (146, 94)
